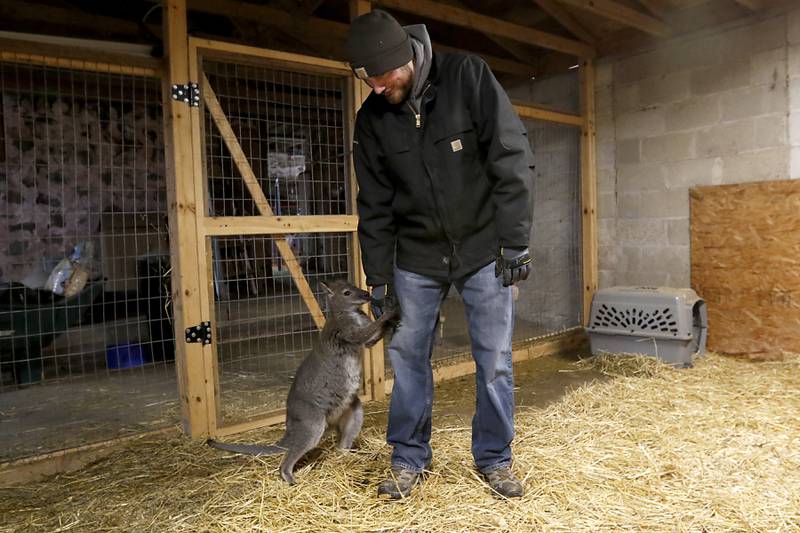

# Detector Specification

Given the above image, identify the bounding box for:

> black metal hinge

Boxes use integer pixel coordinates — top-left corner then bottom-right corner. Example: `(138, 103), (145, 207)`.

(185, 321), (212, 344)
(171, 83), (200, 107)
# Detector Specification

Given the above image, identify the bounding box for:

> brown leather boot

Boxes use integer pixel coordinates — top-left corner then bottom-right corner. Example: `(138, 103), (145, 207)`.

(377, 467), (421, 499)
(483, 467), (524, 498)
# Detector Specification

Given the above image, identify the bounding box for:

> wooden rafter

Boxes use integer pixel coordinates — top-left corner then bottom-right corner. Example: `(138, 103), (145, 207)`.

(732, 0), (762, 10)
(0, 1), (144, 38)
(187, 0), (536, 76)
(446, 0), (537, 66)
(555, 0), (671, 37)
(190, 0), (342, 52)
(0, 49), (158, 77)
(432, 43), (533, 76)
(635, 0), (670, 18)
(275, 0), (326, 15)
(373, 0), (596, 57)
(598, 0), (749, 56)
(532, 0), (598, 45)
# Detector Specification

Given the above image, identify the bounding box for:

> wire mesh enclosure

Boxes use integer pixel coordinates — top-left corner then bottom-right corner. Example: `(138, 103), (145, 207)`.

(0, 59), (176, 461)
(203, 59), (351, 218)
(199, 55), (354, 424)
(212, 233), (353, 422)
(519, 118), (583, 331)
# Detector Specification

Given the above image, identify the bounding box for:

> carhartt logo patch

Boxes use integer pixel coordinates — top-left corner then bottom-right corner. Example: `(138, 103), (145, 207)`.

(451, 139), (463, 152)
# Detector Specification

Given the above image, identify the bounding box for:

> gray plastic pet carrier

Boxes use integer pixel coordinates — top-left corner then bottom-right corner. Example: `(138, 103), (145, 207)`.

(587, 287), (707, 367)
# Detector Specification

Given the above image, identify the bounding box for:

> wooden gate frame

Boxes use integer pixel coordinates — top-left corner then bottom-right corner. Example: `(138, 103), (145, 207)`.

(164, 0), (597, 439)
(163, 0), (387, 439)
(187, 37), (372, 438)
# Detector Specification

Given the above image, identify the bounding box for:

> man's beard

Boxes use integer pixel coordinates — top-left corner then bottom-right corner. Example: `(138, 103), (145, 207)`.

(383, 66), (413, 105)
(385, 86), (409, 105)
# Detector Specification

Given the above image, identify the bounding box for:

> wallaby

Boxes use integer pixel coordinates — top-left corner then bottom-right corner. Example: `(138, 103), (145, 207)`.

(207, 279), (398, 484)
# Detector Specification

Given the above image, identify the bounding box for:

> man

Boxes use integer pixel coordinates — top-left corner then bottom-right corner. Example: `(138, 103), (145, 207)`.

(345, 10), (534, 499)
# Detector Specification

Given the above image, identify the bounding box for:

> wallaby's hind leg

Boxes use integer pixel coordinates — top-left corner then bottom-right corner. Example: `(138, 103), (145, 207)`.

(279, 418), (326, 484)
(336, 396), (364, 450)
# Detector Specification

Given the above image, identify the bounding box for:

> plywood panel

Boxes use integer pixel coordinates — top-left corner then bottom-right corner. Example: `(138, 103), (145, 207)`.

(690, 179), (800, 356)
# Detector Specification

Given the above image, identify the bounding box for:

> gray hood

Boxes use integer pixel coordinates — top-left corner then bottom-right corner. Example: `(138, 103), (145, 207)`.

(404, 24), (432, 110)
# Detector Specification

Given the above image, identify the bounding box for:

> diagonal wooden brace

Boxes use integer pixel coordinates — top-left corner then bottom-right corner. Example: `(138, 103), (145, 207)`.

(201, 73), (326, 329)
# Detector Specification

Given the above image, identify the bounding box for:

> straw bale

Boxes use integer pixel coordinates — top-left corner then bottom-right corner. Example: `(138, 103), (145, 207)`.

(1, 353), (798, 532)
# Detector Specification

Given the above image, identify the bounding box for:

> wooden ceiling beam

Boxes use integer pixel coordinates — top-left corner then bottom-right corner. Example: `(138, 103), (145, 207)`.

(187, 0), (537, 76)
(447, 0), (541, 66)
(190, 0), (345, 47)
(373, 0), (596, 57)
(597, 0), (737, 56)
(486, 37), (543, 66)
(431, 43), (535, 75)
(732, 0), (762, 11)
(0, 1), (149, 40)
(554, 0), (671, 37)
(635, 0), (670, 18)
(532, 0), (598, 45)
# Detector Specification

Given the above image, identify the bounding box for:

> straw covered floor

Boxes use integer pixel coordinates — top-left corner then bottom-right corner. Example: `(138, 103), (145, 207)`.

(1, 352), (799, 532)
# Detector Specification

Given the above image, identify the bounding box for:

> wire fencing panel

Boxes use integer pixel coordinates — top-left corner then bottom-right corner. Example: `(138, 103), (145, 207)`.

(517, 119), (583, 332)
(201, 58), (353, 424)
(0, 60), (176, 461)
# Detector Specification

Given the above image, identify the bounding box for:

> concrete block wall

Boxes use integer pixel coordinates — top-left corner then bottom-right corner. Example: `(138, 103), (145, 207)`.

(597, 7), (800, 288)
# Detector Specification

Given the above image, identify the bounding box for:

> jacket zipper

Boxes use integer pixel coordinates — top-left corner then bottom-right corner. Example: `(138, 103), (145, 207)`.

(409, 82), (456, 266)
(406, 101), (421, 128)
(406, 83), (430, 129)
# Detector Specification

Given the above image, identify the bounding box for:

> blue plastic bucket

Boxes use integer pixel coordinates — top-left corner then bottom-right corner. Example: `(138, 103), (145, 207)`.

(106, 342), (146, 369)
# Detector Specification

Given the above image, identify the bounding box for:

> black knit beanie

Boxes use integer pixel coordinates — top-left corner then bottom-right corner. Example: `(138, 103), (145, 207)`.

(345, 9), (413, 80)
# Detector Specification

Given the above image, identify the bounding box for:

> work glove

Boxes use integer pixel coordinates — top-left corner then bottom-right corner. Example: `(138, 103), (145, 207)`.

(369, 283), (395, 320)
(495, 247), (532, 287)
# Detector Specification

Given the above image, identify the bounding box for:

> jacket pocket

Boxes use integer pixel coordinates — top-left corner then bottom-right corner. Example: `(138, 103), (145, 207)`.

(432, 114), (479, 167)
(432, 115), (474, 144)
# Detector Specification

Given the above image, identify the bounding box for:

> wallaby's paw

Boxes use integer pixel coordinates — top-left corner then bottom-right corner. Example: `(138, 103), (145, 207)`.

(383, 300), (402, 325)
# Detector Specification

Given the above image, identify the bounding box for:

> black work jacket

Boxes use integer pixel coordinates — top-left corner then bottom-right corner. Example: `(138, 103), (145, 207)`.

(353, 52), (533, 286)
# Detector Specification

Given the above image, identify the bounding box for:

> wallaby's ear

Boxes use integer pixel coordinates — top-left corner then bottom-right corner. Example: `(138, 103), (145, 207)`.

(320, 280), (334, 296)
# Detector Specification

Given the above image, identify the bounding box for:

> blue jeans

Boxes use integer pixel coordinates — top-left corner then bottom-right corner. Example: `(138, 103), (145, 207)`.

(386, 262), (515, 474)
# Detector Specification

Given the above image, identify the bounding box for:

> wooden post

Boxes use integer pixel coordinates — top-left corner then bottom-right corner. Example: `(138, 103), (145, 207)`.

(187, 42), (222, 431)
(580, 59), (599, 326)
(349, 0), (372, 18)
(347, 0), (386, 402)
(162, 0), (213, 437)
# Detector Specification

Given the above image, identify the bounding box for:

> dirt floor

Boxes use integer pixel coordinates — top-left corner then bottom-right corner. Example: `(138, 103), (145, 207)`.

(2, 351), (798, 532)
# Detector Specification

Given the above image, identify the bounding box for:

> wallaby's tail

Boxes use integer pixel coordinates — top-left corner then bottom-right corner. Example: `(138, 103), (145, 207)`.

(206, 439), (285, 456)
